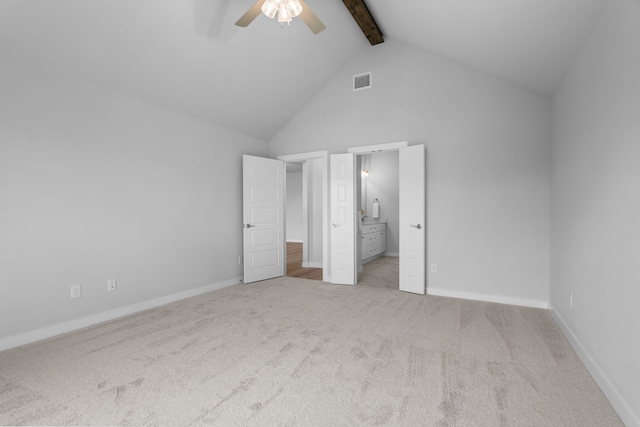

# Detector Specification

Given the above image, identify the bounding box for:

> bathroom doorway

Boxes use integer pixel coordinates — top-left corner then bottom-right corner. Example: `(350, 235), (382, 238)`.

(329, 141), (425, 293)
(357, 150), (400, 289)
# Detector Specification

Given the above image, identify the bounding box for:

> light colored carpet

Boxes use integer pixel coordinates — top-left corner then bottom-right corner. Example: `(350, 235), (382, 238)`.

(0, 257), (622, 426)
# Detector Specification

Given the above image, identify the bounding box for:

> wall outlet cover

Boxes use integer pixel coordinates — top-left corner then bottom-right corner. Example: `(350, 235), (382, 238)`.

(70, 285), (82, 299)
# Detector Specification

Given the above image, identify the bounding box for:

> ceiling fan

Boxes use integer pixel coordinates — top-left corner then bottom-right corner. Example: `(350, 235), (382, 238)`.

(235, 0), (326, 34)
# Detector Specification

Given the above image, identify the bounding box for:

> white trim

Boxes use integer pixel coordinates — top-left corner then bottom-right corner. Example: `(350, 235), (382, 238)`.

(427, 287), (549, 309)
(549, 304), (639, 427)
(277, 151), (329, 282)
(301, 261), (323, 269)
(286, 239), (303, 243)
(278, 151), (327, 162)
(0, 277), (241, 352)
(362, 254), (385, 264)
(383, 252), (399, 257)
(348, 141), (408, 154)
(302, 161), (310, 266)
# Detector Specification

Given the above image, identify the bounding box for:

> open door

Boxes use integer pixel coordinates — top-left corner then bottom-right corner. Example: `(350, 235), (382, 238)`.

(399, 145), (426, 294)
(243, 155), (285, 283)
(330, 153), (356, 285)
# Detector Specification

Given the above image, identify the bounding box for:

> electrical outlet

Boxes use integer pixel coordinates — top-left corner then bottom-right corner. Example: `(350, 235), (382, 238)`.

(70, 285), (82, 299)
(431, 264), (437, 273)
(107, 279), (117, 292)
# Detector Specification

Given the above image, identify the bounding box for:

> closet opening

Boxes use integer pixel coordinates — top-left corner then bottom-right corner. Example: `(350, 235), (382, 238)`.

(278, 151), (329, 282)
(284, 161), (322, 281)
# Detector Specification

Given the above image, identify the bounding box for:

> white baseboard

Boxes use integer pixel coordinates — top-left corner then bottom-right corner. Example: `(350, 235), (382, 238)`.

(286, 239), (303, 243)
(362, 253), (387, 264)
(549, 304), (639, 427)
(383, 252), (399, 257)
(427, 287), (549, 309)
(0, 277), (242, 352)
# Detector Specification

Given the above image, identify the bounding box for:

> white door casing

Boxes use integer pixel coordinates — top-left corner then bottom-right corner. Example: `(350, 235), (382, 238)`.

(330, 153), (356, 285)
(242, 155), (285, 283)
(278, 151), (330, 282)
(399, 144), (426, 294)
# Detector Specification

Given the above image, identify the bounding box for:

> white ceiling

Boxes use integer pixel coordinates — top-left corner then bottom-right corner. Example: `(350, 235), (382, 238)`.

(0, 0), (608, 140)
(366, 0), (608, 97)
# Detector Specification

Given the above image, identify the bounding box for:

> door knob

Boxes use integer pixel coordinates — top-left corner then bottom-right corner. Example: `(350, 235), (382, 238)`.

(332, 223), (338, 228)
(245, 224), (256, 228)
(410, 224), (422, 229)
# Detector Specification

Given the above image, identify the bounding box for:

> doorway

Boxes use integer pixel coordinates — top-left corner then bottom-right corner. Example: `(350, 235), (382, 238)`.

(243, 145), (422, 290)
(242, 152), (328, 284)
(357, 150), (400, 289)
(278, 151), (330, 282)
(328, 142), (425, 294)
(285, 161), (323, 281)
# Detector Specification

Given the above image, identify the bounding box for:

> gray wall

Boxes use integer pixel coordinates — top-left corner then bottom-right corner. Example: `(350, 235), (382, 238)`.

(362, 151), (399, 255)
(269, 39), (552, 307)
(0, 56), (268, 340)
(285, 171), (303, 242)
(551, 0), (640, 423)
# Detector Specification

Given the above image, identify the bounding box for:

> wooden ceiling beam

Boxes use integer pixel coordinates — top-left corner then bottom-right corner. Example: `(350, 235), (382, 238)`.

(342, 0), (384, 46)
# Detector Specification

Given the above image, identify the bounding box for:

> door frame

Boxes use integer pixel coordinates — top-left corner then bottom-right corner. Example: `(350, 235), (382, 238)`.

(278, 151), (330, 282)
(283, 162), (309, 266)
(348, 141), (409, 155)
(347, 141), (426, 293)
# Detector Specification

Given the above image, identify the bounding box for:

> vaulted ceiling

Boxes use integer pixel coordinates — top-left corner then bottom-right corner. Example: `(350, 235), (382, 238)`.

(0, 0), (607, 141)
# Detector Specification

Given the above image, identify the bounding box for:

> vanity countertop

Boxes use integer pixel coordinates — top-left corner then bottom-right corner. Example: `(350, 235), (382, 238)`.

(362, 219), (387, 224)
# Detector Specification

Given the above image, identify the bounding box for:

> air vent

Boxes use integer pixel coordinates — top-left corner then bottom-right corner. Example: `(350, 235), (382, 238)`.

(353, 72), (372, 91)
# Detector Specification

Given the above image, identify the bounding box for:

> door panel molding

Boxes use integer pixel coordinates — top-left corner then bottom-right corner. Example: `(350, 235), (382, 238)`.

(243, 155), (285, 283)
(330, 153), (356, 285)
(399, 145), (426, 294)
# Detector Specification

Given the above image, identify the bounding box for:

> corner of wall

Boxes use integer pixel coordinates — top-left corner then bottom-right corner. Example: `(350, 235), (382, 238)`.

(549, 304), (640, 426)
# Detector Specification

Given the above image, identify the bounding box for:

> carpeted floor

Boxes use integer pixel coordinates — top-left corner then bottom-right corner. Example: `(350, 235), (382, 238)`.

(0, 257), (622, 426)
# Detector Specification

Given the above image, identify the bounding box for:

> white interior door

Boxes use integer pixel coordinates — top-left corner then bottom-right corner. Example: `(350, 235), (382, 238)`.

(330, 153), (356, 285)
(399, 145), (426, 294)
(243, 155), (285, 283)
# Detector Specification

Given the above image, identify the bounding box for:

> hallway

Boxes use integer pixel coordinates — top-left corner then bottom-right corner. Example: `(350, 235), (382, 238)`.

(286, 242), (322, 281)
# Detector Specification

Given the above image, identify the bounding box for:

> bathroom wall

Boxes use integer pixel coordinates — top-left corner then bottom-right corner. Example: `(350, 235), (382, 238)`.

(362, 151), (400, 255)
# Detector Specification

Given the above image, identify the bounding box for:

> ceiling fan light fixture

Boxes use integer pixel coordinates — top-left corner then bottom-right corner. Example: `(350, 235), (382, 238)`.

(261, 0), (279, 19)
(236, 0), (325, 34)
(278, 7), (293, 23)
(285, 0), (303, 17)
(261, 0), (303, 24)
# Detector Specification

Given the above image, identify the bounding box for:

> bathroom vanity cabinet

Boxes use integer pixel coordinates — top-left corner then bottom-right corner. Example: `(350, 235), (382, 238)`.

(361, 222), (386, 262)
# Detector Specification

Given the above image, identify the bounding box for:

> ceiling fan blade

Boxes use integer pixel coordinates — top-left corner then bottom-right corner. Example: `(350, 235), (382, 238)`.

(298, 0), (326, 34)
(235, 0), (267, 27)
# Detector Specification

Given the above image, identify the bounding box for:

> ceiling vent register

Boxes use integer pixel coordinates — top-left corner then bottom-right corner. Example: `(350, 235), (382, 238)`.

(353, 72), (372, 91)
